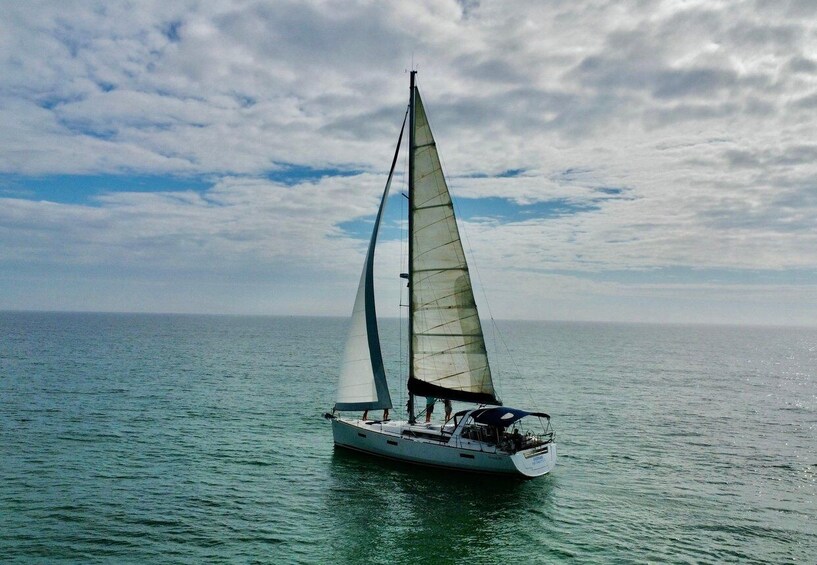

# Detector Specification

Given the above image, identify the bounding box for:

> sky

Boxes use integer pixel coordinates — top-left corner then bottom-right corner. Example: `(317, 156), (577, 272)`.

(2, 0), (817, 326)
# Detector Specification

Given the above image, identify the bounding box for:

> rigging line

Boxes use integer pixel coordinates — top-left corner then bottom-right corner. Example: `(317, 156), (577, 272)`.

(398, 188), (404, 415)
(489, 315), (533, 402)
(455, 212), (536, 403)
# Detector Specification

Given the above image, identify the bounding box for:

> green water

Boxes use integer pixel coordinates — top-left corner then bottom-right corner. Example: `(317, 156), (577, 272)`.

(1, 313), (815, 562)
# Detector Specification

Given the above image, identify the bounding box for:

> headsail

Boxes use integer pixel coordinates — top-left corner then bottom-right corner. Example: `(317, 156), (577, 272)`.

(334, 112), (407, 411)
(408, 88), (500, 406)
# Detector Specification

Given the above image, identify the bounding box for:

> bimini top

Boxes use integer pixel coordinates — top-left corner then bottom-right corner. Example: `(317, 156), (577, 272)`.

(468, 407), (550, 428)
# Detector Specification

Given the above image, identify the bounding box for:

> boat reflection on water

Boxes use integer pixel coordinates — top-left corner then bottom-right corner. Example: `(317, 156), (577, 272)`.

(324, 448), (557, 563)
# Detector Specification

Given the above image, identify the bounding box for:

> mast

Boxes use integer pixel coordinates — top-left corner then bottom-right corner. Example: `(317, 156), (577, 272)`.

(407, 69), (417, 423)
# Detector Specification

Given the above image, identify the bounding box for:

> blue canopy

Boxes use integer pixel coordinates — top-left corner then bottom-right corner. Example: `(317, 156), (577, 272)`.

(468, 407), (549, 428)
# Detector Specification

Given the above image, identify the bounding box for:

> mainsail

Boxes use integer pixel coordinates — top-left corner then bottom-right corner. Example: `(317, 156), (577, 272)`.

(407, 88), (500, 406)
(334, 112), (407, 411)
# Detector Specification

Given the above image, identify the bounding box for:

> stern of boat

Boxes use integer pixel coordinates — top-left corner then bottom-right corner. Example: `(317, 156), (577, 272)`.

(510, 441), (556, 478)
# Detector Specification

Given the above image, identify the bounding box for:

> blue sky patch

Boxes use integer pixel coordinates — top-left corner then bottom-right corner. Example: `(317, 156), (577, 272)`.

(463, 168), (527, 179)
(337, 195), (598, 240)
(264, 165), (365, 186)
(336, 193), (407, 241)
(0, 167), (368, 207)
(0, 173), (213, 205)
(453, 197), (598, 222)
(163, 20), (183, 42)
(555, 167), (593, 182)
(337, 217), (405, 242)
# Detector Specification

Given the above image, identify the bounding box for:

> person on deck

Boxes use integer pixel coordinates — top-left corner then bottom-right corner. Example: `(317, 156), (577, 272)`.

(425, 397), (435, 423)
(511, 428), (522, 451)
(443, 399), (452, 422)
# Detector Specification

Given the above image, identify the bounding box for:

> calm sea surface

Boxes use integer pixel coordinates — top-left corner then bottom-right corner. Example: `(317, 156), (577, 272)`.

(1, 312), (815, 563)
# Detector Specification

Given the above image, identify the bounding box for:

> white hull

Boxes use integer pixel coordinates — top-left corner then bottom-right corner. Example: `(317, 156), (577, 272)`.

(331, 417), (555, 478)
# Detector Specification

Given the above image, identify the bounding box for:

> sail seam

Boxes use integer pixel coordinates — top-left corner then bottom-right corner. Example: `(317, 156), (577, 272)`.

(415, 170), (443, 185)
(419, 325), (479, 338)
(416, 195), (450, 208)
(420, 367), (488, 382)
(418, 327), (480, 338)
(412, 267), (467, 273)
(414, 287), (473, 301)
(418, 342), (485, 354)
(414, 202), (450, 211)
(414, 238), (462, 258)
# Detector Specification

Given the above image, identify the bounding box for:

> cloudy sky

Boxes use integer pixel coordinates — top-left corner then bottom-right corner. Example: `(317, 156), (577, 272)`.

(2, 0), (817, 325)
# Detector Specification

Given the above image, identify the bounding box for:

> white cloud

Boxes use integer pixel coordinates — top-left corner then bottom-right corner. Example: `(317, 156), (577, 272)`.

(1, 0), (816, 324)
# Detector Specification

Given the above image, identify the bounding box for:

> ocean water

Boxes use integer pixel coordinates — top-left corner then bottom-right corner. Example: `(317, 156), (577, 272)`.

(1, 312), (815, 563)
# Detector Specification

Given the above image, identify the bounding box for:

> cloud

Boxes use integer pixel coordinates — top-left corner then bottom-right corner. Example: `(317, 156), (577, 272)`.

(1, 0), (816, 324)
(0, 173), (391, 269)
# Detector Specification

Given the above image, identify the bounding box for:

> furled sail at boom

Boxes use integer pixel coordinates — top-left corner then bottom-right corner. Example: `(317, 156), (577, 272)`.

(408, 89), (500, 406)
(334, 112), (407, 411)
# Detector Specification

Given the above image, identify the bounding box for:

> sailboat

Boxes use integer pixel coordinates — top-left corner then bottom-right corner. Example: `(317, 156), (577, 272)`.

(325, 72), (556, 478)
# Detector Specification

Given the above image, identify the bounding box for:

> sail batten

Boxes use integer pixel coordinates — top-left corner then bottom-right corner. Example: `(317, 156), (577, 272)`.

(408, 88), (500, 406)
